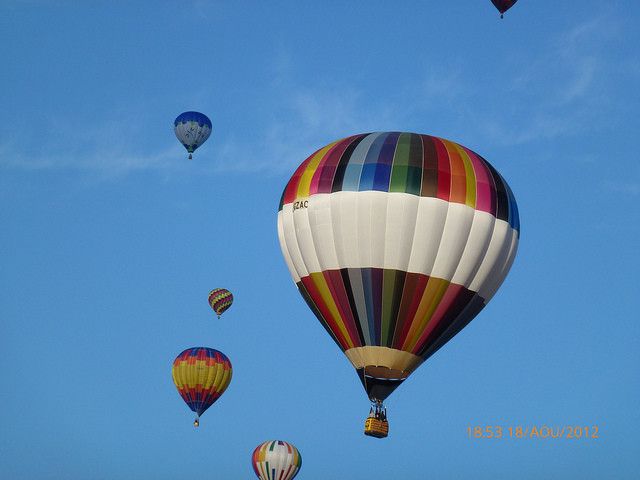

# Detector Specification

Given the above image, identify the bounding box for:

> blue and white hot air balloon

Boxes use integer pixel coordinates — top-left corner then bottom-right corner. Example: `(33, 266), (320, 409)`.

(174, 111), (212, 159)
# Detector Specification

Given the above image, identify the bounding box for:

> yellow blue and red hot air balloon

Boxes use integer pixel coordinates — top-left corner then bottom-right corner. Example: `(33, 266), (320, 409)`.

(208, 288), (234, 318)
(491, 0), (518, 18)
(277, 132), (519, 438)
(252, 440), (302, 480)
(172, 347), (232, 426)
(174, 111), (212, 159)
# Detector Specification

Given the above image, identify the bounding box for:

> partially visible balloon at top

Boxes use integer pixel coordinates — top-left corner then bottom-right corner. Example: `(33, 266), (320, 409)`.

(174, 111), (212, 159)
(491, 0), (518, 17)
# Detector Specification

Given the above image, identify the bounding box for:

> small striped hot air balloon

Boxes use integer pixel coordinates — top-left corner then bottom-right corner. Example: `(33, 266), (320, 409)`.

(172, 347), (232, 427)
(208, 288), (234, 318)
(252, 440), (302, 480)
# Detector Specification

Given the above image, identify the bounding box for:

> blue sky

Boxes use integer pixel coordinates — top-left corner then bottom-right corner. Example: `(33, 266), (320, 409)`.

(1, 1), (639, 478)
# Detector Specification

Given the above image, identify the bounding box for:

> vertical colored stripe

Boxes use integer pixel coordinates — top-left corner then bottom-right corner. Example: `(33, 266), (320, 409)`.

(380, 269), (406, 347)
(308, 141), (342, 196)
(331, 135), (366, 193)
(401, 276), (450, 352)
(323, 269), (362, 348)
(296, 280), (342, 348)
(442, 138), (468, 205)
(281, 153), (315, 209)
(309, 272), (356, 349)
(299, 277), (351, 350)
(371, 268), (384, 345)
(406, 133), (424, 195)
(433, 137), (451, 201)
(464, 147), (495, 215)
(342, 133), (379, 191)
(371, 132), (399, 191)
(357, 133), (389, 191)
(347, 268), (374, 345)
(296, 141), (340, 198)
(316, 135), (363, 194)
(391, 273), (428, 349)
(420, 135), (438, 197)
(505, 180), (520, 233)
(340, 268), (366, 346)
(452, 142), (477, 208)
(419, 294), (486, 360)
(484, 161), (510, 224)
(413, 284), (472, 355)
(389, 133), (412, 193)
(361, 268), (378, 345)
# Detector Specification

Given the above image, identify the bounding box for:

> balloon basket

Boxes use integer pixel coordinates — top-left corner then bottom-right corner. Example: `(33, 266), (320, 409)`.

(364, 416), (389, 438)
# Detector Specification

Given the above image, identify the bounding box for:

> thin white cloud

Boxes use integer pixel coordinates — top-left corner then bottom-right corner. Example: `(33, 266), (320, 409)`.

(410, 14), (627, 149)
(603, 180), (640, 196)
(208, 48), (406, 175)
(486, 14), (621, 146)
(212, 87), (402, 175)
(0, 11), (630, 177)
(0, 113), (185, 178)
(561, 57), (598, 103)
(0, 87), (218, 178)
(0, 139), (182, 177)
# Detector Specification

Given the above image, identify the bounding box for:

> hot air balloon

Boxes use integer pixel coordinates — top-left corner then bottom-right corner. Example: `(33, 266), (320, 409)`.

(174, 111), (212, 159)
(172, 347), (232, 427)
(277, 132), (519, 438)
(208, 288), (234, 318)
(491, 0), (518, 18)
(252, 440), (302, 480)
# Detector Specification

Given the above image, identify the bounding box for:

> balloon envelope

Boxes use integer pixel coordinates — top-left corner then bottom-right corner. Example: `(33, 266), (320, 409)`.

(252, 440), (302, 480)
(172, 347), (232, 423)
(491, 0), (518, 15)
(277, 132), (519, 402)
(174, 111), (212, 156)
(208, 288), (234, 317)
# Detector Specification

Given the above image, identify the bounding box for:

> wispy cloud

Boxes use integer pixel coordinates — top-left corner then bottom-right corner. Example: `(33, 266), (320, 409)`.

(480, 14), (623, 147)
(603, 180), (640, 196)
(212, 87), (401, 175)
(0, 11), (631, 178)
(211, 50), (405, 175)
(0, 46), (406, 178)
(402, 13), (628, 150)
(0, 114), (186, 179)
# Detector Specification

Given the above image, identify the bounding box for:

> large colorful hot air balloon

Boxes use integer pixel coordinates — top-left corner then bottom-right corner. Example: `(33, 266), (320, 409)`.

(252, 440), (302, 480)
(208, 288), (234, 318)
(174, 111), (212, 159)
(172, 347), (232, 426)
(277, 132), (519, 438)
(491, 0), (518, 18)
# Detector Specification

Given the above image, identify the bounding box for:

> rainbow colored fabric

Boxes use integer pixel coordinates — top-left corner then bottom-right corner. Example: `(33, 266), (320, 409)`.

(208, 288), (234, 317)
(172, 347), (232, 417)
(252, 440), (302, 480)
(279, 132), (518, 230)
